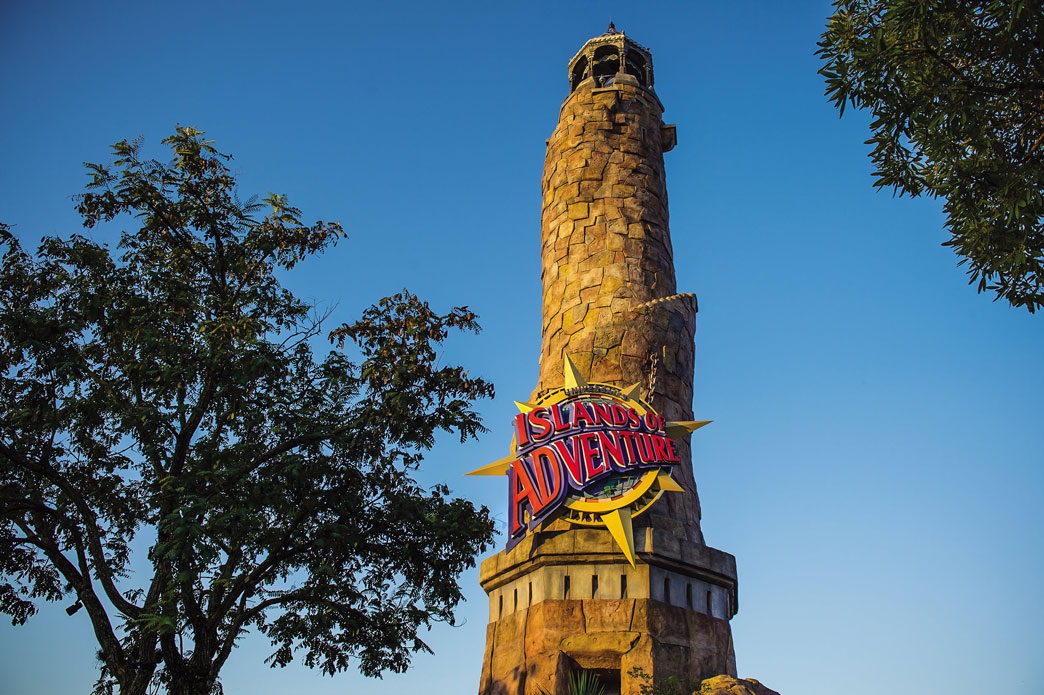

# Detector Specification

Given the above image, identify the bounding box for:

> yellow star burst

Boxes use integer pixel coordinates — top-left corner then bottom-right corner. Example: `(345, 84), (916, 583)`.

(600, 508), (636, 567)
(664, 420), (712, 440)
(562, 354), (587, 389)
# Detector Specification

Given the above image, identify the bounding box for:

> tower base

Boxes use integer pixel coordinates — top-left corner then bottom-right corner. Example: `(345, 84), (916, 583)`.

(478, 524), (738, 695)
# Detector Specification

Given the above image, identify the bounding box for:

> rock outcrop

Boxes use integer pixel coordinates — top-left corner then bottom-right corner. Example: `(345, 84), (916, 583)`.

(696, 675), (781, 695)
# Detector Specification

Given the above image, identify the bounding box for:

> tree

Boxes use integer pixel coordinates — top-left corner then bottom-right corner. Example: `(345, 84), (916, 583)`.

(0, 127), (496, 695)
(818, 0), (1044, 311)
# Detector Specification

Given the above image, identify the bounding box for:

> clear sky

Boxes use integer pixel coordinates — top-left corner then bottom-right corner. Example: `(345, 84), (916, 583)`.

(2, 2), (1042, 694)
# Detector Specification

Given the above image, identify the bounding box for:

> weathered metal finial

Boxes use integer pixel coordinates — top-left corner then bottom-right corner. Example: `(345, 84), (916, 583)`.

(604, 21), (619, 35)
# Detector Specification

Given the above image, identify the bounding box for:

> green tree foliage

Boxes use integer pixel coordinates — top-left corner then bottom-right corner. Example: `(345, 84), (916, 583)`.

(0, 128), (496, 695)
(818, 0), (1044, 311)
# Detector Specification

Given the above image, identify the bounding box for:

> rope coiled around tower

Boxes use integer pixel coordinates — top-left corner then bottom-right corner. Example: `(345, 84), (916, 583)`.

(629, 292), (698, 313)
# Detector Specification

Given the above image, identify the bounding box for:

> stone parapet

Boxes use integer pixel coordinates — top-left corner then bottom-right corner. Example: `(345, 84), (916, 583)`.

(480, 526), (738, 619)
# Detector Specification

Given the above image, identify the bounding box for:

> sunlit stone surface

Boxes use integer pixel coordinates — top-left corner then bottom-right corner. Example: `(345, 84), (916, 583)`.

(477, 26), (741, 695)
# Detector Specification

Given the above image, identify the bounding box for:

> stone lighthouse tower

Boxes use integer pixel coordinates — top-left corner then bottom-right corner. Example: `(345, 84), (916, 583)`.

(473, 25), (738, 695)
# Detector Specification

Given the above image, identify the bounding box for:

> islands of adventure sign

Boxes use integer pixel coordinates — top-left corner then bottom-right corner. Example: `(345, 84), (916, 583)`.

(468, 356), (709, 566)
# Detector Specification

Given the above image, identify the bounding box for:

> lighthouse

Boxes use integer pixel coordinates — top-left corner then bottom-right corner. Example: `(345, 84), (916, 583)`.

(471, 25), (739, 695)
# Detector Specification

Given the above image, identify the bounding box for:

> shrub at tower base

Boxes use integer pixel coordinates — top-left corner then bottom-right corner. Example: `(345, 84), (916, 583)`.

(0, 127), (496, 695)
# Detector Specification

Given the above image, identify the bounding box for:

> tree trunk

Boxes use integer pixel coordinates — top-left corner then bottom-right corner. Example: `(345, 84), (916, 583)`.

(166, 671), (218, 695)
(123, 669), (157, 695)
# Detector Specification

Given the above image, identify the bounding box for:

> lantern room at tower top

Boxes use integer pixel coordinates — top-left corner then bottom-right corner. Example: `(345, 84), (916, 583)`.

(568, 22), (654, 92)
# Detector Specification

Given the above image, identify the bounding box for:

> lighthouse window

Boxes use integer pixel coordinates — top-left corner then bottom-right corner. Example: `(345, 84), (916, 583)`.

(620, 575), (628, 598)
(706, 590), (713, 615)
(564, 575), (571, 599)
(571, 56), (589, 91)
(686, 583), (693, 610)
(663, 577), (670, 604)
(593, 46), (619, 85)
(591, 574), (599, 598)
(626, 50), (648, 86)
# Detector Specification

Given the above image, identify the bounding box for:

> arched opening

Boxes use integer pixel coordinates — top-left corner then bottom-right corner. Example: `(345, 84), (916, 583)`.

(592, 46), (619, 86)
(626, 50), (648, 86)
(570, 56), (589, 91)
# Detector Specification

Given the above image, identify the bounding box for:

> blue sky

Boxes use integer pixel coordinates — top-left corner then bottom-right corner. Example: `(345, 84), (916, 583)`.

(2, 2), (1042, 694)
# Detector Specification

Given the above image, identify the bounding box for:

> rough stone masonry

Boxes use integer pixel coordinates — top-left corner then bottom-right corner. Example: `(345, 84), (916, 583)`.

(478, 27), (739, 695)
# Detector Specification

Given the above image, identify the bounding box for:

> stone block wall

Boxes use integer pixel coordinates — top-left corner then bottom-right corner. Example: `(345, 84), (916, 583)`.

(478, 599), (736, 695)
(536, 79), (702, 540)
(478, 519), (738, 695)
